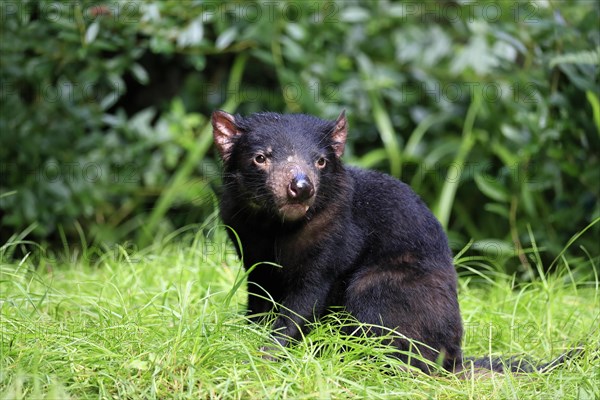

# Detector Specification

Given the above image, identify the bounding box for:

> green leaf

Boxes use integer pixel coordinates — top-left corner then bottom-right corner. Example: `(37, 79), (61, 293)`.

(177, 18), (204, 48)
(354, 148), (388, 169)
(285, 23), (306, 41)
(471, 239), (514, 257)
(549, 47), (600, 68)
(435, 92), (481, 228)
(474, 173), (509, 203)
(340, 7), (370, 22)
(586, 90), (600, 136)
(84, 21), (100, 44)
(130, 63), (149, 85)
(483, 203), (509, 218)
(216, 27), (238, 50)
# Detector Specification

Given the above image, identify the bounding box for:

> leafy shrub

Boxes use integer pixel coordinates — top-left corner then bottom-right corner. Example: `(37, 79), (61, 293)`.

(1, 0), (598, 275)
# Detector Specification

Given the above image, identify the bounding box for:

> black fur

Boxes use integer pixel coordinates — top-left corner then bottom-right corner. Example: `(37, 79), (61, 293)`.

(212, 110), (579, 374)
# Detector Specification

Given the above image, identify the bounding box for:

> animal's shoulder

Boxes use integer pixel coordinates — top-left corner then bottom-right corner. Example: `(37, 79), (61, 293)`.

(346, 166), (420, 207)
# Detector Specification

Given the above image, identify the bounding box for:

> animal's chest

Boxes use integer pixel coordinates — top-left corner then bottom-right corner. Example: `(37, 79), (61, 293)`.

(235, 230), (322, 285)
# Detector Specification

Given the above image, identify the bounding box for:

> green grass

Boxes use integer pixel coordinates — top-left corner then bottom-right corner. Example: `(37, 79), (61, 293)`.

(1, 227), (598, 399)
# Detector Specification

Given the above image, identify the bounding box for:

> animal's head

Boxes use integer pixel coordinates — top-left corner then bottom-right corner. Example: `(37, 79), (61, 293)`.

(212, 111), (347, 222)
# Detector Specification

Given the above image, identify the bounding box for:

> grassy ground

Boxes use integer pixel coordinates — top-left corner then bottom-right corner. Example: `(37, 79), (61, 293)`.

(1, 226), (598, 399)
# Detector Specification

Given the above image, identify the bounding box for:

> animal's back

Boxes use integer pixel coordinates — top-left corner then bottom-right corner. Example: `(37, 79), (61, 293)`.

(346, 166), (453, 267)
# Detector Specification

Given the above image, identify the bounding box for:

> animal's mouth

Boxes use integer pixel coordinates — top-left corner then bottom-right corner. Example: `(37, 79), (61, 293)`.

(268, 170), (317, 221)
(278, 200), (313, 221)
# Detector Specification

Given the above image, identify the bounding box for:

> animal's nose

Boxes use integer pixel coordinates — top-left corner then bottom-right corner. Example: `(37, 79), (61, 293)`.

(287, 175), (314, 202)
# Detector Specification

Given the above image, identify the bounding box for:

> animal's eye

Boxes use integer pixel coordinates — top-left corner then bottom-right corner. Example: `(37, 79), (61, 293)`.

(254, 154), (267, 164)
(316, 157), (327, 168)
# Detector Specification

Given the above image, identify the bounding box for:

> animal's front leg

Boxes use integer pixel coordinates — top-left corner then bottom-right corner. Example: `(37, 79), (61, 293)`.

(246, 265), (284, 323)
(246, 287), (275, 323)
(268, 279), (332, 348)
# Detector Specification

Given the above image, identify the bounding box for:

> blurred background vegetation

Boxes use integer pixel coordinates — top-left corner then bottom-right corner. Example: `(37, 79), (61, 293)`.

(1, 0), (598, 277)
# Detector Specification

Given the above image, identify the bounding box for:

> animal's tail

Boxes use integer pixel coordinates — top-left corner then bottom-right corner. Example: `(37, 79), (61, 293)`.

(459, 347), (585, 374)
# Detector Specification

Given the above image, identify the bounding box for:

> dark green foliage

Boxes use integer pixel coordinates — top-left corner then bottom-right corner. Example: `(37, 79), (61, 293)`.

(1, 0), (598, 275)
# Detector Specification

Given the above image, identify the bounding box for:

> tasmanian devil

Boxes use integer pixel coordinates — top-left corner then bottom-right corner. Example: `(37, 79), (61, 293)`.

(211, 110), (579, 374)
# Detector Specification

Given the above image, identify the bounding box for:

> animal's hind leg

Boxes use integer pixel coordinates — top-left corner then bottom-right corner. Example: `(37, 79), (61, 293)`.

(343, 265), (463, 373)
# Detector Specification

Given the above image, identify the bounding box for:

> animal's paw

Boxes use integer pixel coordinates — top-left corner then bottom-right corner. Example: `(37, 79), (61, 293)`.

(259, 345), (282, 361)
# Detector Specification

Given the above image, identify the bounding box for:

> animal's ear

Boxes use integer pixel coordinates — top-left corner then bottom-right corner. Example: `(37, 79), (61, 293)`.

(212, 110), (241, 162)
(331, 110), (347, 158)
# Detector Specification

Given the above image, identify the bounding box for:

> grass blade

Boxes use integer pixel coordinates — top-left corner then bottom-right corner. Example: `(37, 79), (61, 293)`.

(434, 91), (481, 228)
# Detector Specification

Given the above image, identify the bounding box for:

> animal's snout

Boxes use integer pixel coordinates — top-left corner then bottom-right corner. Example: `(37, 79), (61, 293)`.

(287, 174), (315, 202)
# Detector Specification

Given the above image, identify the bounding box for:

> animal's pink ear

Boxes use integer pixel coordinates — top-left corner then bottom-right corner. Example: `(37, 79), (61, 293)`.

(212, 110), (241, 162)
(331, 110), (347, 158)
